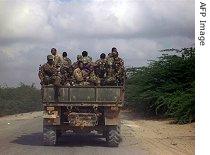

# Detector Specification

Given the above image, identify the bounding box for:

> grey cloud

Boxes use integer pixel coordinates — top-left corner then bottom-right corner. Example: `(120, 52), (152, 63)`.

(0, 0), (195, 87)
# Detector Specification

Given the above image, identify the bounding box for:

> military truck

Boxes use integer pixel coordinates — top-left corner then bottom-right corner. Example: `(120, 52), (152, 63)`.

(42, 85), (124, 147)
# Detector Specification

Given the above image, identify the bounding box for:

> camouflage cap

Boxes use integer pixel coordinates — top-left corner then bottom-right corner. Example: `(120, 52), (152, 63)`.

(47, 55), (54, 60)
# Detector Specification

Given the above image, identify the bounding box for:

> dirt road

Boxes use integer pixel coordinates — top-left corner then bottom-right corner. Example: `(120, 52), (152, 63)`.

(0, 111), (194, 155)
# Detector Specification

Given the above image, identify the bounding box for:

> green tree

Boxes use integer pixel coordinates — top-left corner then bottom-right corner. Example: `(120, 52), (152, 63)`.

(0, 83), (41, 116)
(126, 47), (195, 123)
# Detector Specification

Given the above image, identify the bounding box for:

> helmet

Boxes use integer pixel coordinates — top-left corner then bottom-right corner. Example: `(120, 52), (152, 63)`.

(47, 55), (54, 60)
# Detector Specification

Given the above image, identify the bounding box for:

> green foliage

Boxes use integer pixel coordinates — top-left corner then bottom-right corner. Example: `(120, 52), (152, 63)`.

(0, 83), (41, 116)
(126, 47), (195, 123)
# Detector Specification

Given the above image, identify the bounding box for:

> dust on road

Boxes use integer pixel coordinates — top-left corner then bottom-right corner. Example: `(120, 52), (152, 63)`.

(0, 111), (194, 155)
(122, 111), (195, 155)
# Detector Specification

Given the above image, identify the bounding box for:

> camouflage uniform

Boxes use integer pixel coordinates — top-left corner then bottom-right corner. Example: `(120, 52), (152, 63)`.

(38, 56), (62, 86)
(81, 57), (92, 75)
(104, 54), (115, 85)
(53, 53), (63, 67)
(73, 67), (90, 86)
(72, 55), (82, 70)
(106, 67), (117, 86)
(81, 56), (92, 63)
(73, 68), (84, 83)
(106, 51), (125, 86)
(95, 58), (107, 85)
(87, 71), (100, 86)
(63, 57), (72, 67)
(86, 64), (100, 86)
(107, 56), (114, 67)
(60, 57), (73, 85)
(113, 56), (125, 86)
(95, 59), (108, 78)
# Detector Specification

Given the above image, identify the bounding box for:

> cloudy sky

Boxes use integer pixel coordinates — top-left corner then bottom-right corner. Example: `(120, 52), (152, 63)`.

(0, 0), (194, 87)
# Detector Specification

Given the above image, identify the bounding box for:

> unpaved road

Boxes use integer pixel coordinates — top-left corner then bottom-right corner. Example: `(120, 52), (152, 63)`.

(0, 111), (194, 155)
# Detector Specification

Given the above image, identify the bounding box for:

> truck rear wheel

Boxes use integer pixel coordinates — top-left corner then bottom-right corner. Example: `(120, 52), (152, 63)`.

(106, 125), (121, 147)
(43, 126), (57, 146)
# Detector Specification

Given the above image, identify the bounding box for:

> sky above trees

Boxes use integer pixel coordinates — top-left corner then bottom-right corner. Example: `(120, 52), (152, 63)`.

(0, 0), (194, 87)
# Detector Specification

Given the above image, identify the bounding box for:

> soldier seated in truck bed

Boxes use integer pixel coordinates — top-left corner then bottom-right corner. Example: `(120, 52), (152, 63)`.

(38, 55), (62, 86)
(39, 47), (125, 87)
(72, 61), (100, 86)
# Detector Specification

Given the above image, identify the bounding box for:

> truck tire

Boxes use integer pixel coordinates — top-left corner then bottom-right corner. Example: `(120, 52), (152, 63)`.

(106, 125), (121, 147)
(43, 126), (57, 146)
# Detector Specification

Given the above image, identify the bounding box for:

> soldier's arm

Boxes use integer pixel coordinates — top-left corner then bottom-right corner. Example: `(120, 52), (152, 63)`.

(115, 59), (124, 75)
(69, 59), (72, 66)
(120, 58), (124, 67)
(38, 65), (44, 83)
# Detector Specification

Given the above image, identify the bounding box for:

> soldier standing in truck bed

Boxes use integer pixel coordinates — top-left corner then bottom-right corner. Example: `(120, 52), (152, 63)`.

(60, 52), (73, 85)
(106, 51), (116, 85)
(111, 47), (125, 86)
(105, 47), (125, 86)
(95, 53), (108, 86)
(51, 48), (63, 67)
(38, 55), (62, 86)
(62, 52), (72, 67)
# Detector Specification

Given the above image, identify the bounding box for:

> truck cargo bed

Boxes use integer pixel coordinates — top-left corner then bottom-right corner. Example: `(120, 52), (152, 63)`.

(42, 85), (124, 107)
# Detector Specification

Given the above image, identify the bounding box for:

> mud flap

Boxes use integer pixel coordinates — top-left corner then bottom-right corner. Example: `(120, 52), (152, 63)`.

(43, 106), (61, 125)
(104, 107), (120, 126)
(105, 116), (120, 125)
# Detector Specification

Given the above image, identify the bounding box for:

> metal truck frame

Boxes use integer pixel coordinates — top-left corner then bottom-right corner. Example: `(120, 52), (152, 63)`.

(42, 85), (124, 147)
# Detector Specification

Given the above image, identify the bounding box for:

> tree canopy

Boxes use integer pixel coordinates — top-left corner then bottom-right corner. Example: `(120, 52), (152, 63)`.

(0, 83), (41, 116)
(126, 47), (195, 123)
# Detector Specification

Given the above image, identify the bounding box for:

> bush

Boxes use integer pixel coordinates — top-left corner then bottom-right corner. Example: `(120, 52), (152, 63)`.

(0, 83), (41, 116)
(126, 47), (195, 123)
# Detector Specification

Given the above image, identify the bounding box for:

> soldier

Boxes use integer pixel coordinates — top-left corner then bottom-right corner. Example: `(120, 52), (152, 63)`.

(86, 63), (100, 86)
(38, 55), (62, 86)
(62, 52), (72, 67)
(51, 48), (63, 67)
(73, 61), (89, 86)
(111, 47), (125, 86)
(72, 55), (82, 69)
(107, 52), (114, 67)
(95, 53), (108, 85)
(106, 66), (117, 86)
(80, 51), (92, 76)
(60, 52), (73, 85)
(81, 51), (92, 63)
(105, 50), (116, 85)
